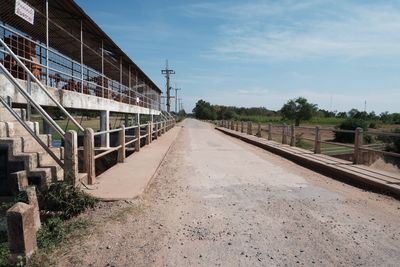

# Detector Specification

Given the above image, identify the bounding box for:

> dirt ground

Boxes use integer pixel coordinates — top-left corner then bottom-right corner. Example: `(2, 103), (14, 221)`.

(51, 119), (400, 267)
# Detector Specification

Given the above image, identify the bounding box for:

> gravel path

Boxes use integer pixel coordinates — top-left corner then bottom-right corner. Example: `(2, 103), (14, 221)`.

(54, 119), (400, 267)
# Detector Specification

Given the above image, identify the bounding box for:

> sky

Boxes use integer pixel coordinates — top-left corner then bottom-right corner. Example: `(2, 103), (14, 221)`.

(75, 0), (400, 113)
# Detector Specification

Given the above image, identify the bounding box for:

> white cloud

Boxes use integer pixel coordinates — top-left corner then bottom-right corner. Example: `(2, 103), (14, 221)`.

(184, 1), (400, 61)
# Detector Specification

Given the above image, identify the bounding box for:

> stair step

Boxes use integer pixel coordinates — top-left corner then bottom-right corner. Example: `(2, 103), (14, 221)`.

(22, 134), (51, 152)
(5, 121), (38, 137)
(0, 107), (25, 122)
(0, 137), (23, 154)
(28, 167), (53, 188)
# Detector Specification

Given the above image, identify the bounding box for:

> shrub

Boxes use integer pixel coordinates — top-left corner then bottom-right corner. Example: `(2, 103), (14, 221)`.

(334, 118), (369, 143)
(38, 182), (97, 219)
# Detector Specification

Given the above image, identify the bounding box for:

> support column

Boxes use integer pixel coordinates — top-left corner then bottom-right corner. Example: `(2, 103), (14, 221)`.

(100, 110), (110, 147)
(118, 125), (125, 163)
(42, 119), (51, 135)
(124, 114), (130, 127)
(146, 122), (151, 145)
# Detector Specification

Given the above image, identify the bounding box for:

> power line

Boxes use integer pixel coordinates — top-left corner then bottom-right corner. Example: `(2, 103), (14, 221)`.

(161, 60), (175, 112)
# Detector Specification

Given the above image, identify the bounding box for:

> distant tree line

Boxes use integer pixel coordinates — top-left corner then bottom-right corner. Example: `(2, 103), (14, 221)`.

(192, 98), (400, 126)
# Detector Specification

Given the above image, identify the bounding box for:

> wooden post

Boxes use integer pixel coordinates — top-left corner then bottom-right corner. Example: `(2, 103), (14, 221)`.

(134, 124), (140, 152)
(64, 130), (78, 185)
(268, 123), (272, 140)
(282, 124), (287, 144)
(84, 128), (95, 184)
(314, 126), (321, 154)
(354, 127), (363, 164)
(290, 124), (295, 146)
(230, 120), (234, 130)
(257, 122), (261, 137)
(241, 121), (244, 133)
(235, 121), (239, 131)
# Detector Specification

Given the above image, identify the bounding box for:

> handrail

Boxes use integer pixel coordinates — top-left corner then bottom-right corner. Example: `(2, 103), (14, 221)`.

(0, 63), (65, 137)
(0, 96), (64, 167)
(0, 38), (85, 132)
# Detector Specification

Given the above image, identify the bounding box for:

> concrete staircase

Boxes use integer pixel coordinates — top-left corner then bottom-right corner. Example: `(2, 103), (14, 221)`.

(0, 107), (64, 195)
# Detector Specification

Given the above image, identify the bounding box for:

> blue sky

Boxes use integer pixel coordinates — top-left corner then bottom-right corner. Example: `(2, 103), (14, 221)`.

(76, 0), (400, 113)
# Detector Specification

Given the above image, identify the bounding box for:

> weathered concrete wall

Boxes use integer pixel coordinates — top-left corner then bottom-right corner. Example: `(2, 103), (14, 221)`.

(0, 75), (160, 115)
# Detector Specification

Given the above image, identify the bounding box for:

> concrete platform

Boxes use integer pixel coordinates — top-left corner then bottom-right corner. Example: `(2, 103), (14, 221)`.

(216, 126), (400, 198)
(84, 125), (182, 200)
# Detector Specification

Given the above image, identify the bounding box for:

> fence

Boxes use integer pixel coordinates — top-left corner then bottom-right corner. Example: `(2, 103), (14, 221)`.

(216, 120), (400, 166)
(81, 118), (175, 184)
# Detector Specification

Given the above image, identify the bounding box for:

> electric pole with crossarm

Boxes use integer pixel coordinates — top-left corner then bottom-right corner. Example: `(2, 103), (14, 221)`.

(161, 60), (175, 112)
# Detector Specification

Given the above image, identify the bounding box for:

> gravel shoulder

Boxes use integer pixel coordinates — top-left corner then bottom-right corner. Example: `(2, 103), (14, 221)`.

(51, 119), (400, 267)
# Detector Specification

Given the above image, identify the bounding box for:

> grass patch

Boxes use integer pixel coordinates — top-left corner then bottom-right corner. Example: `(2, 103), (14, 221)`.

(38, 182), (98, 219)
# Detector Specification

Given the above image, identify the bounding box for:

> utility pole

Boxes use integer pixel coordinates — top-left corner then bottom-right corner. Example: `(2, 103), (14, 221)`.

(174, 87), (181, 113)
(161, 60), (175, 112)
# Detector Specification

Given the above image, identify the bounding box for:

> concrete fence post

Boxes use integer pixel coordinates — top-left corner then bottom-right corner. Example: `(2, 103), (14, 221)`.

(118, 125), (126, 163)
(241, 121), (244, 133)
(146, 122), (151, 145)
(7, 202), (37, 260)
(231, 120), (234, 130)
(290, 124), (296, 146)
(248, 122), (253, 135)
(84, 128), (96, 185)
(64, 130), (78, 185)
(257, 122), (261, 137)
(135, 124), (140, 152)
(268, 123), (272, 140)
(235, 121), (239, 131)
(314, 126), (321, 154)
(354, 127), (363, 164)
(282, 124), (287, 144)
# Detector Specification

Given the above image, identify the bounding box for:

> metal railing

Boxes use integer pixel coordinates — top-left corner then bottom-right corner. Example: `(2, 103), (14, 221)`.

(0, 24), (160, 110)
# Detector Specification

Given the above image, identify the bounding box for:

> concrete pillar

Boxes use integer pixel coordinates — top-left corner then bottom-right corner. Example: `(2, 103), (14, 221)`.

(354, 127), (363, 164)
(290, 124), (296, 146)
(282, 124), (287, 144)
(42, 119), (51, 135)
(248, 122), (253, 135)
(124, 114), (130, 127)
(25, 186), (41, 231)
(64, 130), (78, 185)
(135, 124), (140, 152)
(7, 202), (37, 260)
(118, 125), (125, 163)
(314, 126), (321, 154)
(84, 128), (95, 184)
(268, 123), (272, 140)
(146, 122), (151, 145)
(136, 113), (140, 125)
(257, 123), (261, 137)
(100, 110), (110, 147)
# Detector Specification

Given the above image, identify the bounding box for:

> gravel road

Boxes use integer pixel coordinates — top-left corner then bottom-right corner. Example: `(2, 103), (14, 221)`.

(54, 119), (400, 267)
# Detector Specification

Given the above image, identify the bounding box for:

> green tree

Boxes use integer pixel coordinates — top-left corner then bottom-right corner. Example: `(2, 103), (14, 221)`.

(280, 97), (318, 126)
(192, 100), (217, 120)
